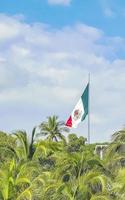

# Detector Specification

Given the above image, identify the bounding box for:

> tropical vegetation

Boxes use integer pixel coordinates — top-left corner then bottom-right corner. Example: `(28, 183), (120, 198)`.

(0, 115), (125, 199)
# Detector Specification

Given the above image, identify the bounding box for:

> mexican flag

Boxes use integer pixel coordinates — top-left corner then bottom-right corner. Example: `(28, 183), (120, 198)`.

(65, 83), (89, 128)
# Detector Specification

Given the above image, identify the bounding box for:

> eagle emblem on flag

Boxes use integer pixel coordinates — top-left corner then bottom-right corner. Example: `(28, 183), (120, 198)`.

(73, 109), (82, 121)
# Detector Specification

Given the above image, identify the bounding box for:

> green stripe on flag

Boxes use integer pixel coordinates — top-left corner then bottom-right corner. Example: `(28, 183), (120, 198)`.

(81, 83), (89, 121)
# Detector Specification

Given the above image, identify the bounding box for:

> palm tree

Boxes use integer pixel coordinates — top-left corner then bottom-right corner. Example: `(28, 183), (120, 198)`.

(0, 157), (47, 200)
(33, 139), (63, 159)
(0, 160), (14, 200)
(111, 168), (125, 200)
(28, 126), (36, 159)
(104, 129), (125, 172)
(0, 131), (18, 163)
(112, 129), (125, 142)
(2, 122), (124, 200)
(38, 115), (69, 142)
(0, 159), (30, 200)
(13, 126), (37, 161)
(42, 169), (111, 200)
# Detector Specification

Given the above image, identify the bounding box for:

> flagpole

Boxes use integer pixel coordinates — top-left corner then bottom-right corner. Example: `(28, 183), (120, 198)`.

(88, 73), (90, 144)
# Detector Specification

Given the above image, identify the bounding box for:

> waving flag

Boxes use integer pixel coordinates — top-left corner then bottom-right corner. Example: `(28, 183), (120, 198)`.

(66, 83), (89, 128)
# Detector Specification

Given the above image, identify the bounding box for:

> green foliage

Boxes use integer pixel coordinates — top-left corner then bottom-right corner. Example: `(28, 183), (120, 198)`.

(38, 115), (69, 142)
(0, 131), (17, 164)
(1, 119), (125, 199)
(12, 127), (37, 161)
(66, 133), (86, 153)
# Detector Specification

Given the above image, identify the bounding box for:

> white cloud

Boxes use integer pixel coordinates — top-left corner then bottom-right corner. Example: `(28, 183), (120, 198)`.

(0, 14), (125, 142)
(48, 0), (71, 6)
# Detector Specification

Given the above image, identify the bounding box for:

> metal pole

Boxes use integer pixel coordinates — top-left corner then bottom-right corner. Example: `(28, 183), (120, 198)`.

(88, 73), (90, 144)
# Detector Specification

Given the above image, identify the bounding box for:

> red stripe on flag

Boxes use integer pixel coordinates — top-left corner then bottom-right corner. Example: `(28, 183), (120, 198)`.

(65, 116), (72, 127)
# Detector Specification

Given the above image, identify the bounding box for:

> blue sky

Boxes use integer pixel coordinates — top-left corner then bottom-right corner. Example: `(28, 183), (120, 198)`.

(0, 0), (125, 142)
(1, 0), (125, 36)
